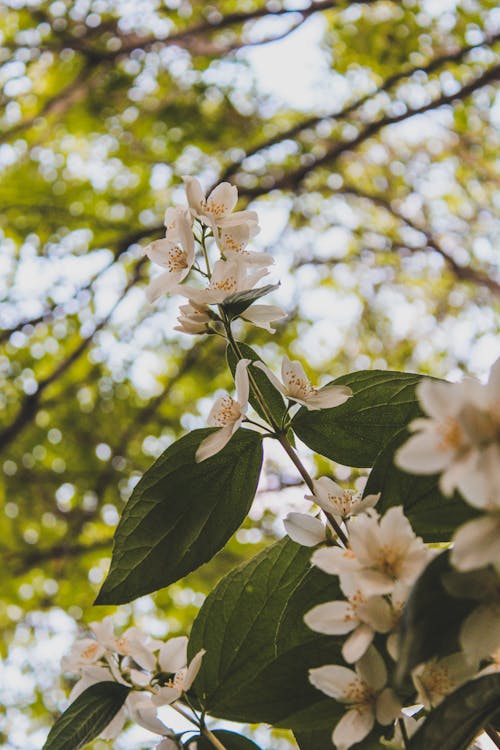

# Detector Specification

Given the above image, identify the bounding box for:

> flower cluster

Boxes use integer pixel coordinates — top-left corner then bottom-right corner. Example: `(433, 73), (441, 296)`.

(62, 617), (204, 744)
(143, 177), (285, 334)
(396, 358), (500, 574)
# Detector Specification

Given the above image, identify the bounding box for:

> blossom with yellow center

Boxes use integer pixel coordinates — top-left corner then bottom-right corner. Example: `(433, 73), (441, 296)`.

(395, 358), (500, 510)
(309, 646), (401, 750)
(195, 359), (251, 463)
(254, 355), (352, 411)
(312, 507), (432, 597)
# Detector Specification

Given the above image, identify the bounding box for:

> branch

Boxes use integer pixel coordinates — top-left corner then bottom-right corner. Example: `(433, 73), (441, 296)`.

(92, 338), (216, 498)
(339, 184), (500, 296)
(0, 227), (155, 343)
(6, 539), (112, 576)
(0, 259), (146, 452)
(97, 0), (377, 57)
(0, 60), (93, 144)
(220, 32), (500, 183)
(236, 63), (500, 197)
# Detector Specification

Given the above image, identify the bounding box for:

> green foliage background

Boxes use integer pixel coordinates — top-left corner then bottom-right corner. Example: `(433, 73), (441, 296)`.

(1, 0), (499, 747)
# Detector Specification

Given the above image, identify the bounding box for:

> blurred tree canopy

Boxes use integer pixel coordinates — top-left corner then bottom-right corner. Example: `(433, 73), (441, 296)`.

(1, 0), (499, 747)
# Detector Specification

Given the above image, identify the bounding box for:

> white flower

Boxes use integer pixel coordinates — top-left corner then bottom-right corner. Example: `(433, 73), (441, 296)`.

(240, 304), (286, 332)
(305, 573), (393, 663)
(460, 602), (500, 665)
(174, 301), (213, 335)
(163, 206), (193, 243)
(143, 210), (195, 302)
(128, 692), (175, 736)
(254, 356), (352, 411)
(214, 213), (260, 255)
(395, 359), (500, 507)
(306, 477), (379, 524)
(284, 512), (326, 547)
(195, 359), (250, 462)
(178, 257), (269, 306)
(451, 509), (500, 573)
(412, 653), (474, 709)
(90, 617), (162, 671)
(309, 647), (401, 750)
(184, 177), (236, 225)
(152, 637), (205, 706)
(312, 507), (431, 597)
(61, 638), (106, 672)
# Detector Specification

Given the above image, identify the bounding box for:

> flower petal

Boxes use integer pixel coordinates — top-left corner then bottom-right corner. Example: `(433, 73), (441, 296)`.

(376, 687), (401, 725)
(342, 624), (375, 663)
(284, 512), (326, 547)
(195, 424), (236, 463)
(306, 384), (352, 410)
(234, 358), (251, 409)
(146, 270), (182, 303)
(332, 706), (374, 750)
(309, 665), (358, 701)
(451, 514), (500, 571)
(305, 600), (357, 635)
(183, 648), (206, 691)
(159, 636), (188, 673)
(355, 646), (387, 691)
(395, 430), (456, 475)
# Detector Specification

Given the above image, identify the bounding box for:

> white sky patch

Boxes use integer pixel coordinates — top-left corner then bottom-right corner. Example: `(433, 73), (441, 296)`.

(242, 15), (347, 112)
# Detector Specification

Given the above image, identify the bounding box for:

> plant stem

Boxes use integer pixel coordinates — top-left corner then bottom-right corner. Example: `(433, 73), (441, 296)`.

(486, 725), (500, 749)
(202, 727), (229, 750)
(276, 433), (349, 547)
(170, 703), (229, 750)
(398, 718), (410, 749)
(224, 322), (280, 432)
(200, 226), (212, 279)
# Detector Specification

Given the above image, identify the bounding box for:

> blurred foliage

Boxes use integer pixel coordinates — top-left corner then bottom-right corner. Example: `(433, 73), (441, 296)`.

(0, 0), (499, 747)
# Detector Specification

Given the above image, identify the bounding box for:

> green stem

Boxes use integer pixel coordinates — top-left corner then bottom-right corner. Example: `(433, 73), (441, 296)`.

(398, 718), (410, 750)
(276, 434), (348, 547)
(224, 321), (280, 432)
(169, 703), (228, 750)
(200, 225), (212, 279)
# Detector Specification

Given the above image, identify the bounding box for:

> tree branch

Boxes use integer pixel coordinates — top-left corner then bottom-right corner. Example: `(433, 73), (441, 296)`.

(339, 184), (500, 296)
(220, 31), (500, 183)
(0, 259), (146, 452)
(236, 63), (500, 197)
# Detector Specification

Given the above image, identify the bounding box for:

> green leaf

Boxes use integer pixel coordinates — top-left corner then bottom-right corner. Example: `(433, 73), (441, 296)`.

(365, 429), (478, 542)
(96, 428), (263, 604)
(221, 284), (279, 318)
(185, 730), (262, 749)
(42, 682), (130, 750)
(408, 674), (500, 750)
(188, 537), (343, 728)
(396, 551), (483, 686)
(292, 370), (426, 467)
(226, 341), (287, 426)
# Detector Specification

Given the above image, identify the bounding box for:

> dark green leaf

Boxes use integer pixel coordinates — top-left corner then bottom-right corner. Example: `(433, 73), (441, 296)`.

(184, 730), (262, 749)
(226, 341), (287, 426)
(43, 682), (130, 750)
(96, 428), (262, 604)
(408, 675), (500, 750)
(396, 551), (481, 686)
(221, 284), (279, 318)
(292, 370), (426, 467)
(188, 537), (343, 728)
(365, 429), (478, 542)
